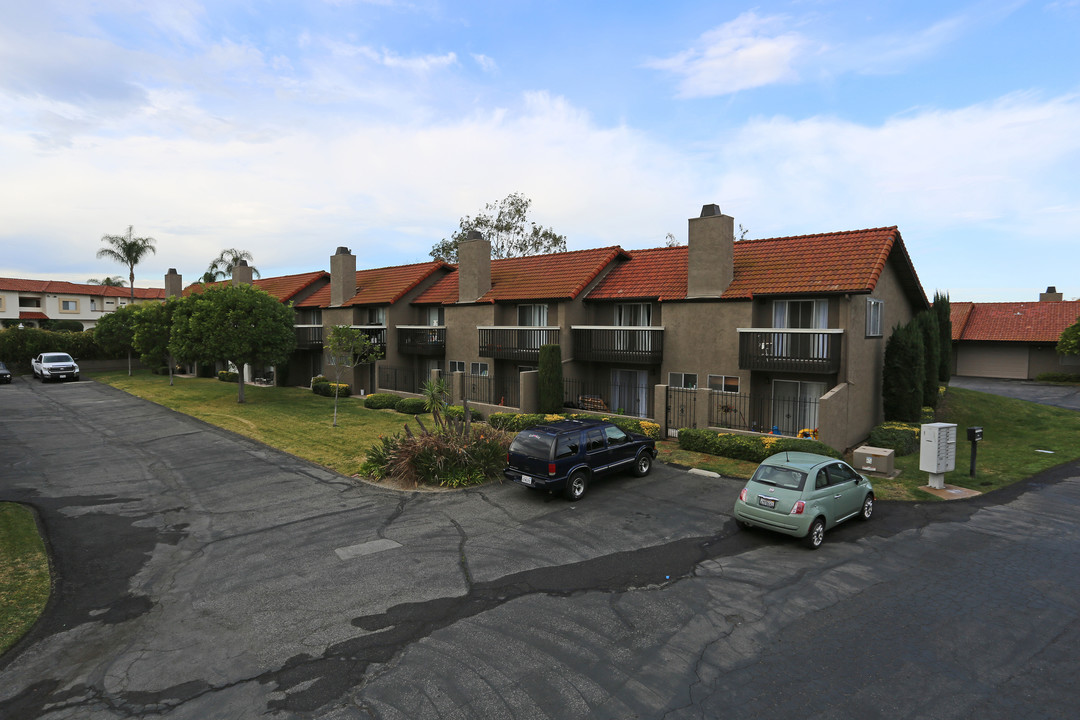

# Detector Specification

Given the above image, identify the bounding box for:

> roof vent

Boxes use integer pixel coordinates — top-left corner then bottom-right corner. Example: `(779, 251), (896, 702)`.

(699, 204), (722, 218)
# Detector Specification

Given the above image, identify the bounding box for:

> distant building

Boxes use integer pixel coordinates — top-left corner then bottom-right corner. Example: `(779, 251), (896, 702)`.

(0, 278), (166, 330)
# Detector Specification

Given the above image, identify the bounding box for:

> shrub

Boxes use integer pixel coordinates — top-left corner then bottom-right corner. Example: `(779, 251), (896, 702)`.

(1035, 372), (1080, 383)
(395, 397), (428, 414)
(487, 413), (548, 432)
(311, 375), (328, 387)
(487, 411), (663, 439)
(883, 322), (924, 422)
(313, 382), (350, 397)
(217, 370), (239, 383)
(538, 344), (563, 414)
(445, 404), (482, 421)
(678, 428), (840, 463)
(868, 422), (921, 456)
(364, 393), (400, 410)
(360, 425), (514, 488)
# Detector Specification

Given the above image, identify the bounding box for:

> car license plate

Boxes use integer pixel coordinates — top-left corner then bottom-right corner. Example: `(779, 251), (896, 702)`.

(58, 374), (67, 379)
(758, 496), (776, 509)
(520, 475), (533, 485)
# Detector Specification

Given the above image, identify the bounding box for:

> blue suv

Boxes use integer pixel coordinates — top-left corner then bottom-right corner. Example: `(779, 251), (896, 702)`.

(504, 419), (658, 500)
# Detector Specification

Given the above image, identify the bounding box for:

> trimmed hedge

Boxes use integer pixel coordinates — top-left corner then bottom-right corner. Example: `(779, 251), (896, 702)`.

(217, 371), (239, 383)
(395, 397), (428, 414)
(364, 393), (400, 410)
(487, 412), (662, 440)
(313, 382), (351, 397)
(868, 422), (921, 456)
(1035, 372), (1080, 383)
(445, 404), (482, 421)
(677, 428), (841, 463)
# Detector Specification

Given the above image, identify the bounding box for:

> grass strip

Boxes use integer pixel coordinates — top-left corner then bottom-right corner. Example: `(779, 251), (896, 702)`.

(0, 503), (51, 655)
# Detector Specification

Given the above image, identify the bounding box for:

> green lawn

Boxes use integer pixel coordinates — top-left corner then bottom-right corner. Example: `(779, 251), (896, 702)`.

(90, 371), (435, 477)
(0, 503), (51, 654)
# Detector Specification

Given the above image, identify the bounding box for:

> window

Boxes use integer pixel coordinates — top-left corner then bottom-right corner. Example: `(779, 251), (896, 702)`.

(517, 304), (548, 326)
(603, 426), (629, 445)
(826, 463), (860, 485)
(426, 306), (445, 326)
(449, 361), (466, 373)
(0, 296), (5, 311)
(19, 297), (41, 308)
(296, 308), (322, 325)
(773, 299), (828, 329)
(585, 429), (605, 452)
(669, 372), (697, 389)
(615, 303), (651, 327)
(90, 299), (97, 311)
(866, 298), (883, 337)
(708, 375), (740, 394)
(554, 435), (580, 459)
(363, 307), (386, 325)
(60, 299), (79, 312)
(470, 362), (489, 376)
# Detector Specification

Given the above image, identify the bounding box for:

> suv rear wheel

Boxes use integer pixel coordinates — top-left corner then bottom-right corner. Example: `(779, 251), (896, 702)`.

(564, 471), (588, 501)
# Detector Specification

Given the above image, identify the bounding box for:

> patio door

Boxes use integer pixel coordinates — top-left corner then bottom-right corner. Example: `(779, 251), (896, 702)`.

(771, 380), (825, 435)
(611, 369), (648, 418)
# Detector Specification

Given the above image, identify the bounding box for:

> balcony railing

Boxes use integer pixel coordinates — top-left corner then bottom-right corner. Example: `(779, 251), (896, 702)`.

(294, 325), (323, 348)
(397, 326), (446, 355)
(355, 326), (387, 354)
(571, 326), (663, 364)
(478, 327), (560, 362)
(738, 329), (842, 374)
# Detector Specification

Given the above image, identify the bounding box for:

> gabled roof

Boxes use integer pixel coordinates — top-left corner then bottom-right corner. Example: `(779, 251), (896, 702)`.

(296, 261), (450, 308)
(587, 227), (927, 305)
(185, 271), (328, 303)
(413, 247), (629, 305)
(950, 300), (1080, 342)
(0, 277), (165, 299)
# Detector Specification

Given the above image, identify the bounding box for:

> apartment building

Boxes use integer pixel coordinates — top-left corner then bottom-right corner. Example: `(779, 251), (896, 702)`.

(0, 278), (166, 329)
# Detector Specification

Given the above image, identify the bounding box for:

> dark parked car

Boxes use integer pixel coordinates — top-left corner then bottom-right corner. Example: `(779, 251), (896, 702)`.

(0, 361), (11, 384)
(504, 418), (657, 500)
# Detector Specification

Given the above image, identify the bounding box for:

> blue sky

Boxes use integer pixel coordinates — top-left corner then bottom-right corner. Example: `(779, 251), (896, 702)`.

(1, 0), (1078, 301)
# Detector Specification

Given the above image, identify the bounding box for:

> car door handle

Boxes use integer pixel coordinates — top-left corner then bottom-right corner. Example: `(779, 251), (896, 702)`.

(834, 494), (843, 499)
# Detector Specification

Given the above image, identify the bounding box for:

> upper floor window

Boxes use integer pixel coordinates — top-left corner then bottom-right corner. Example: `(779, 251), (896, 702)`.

(426, 306), (445, 326)
(517, 304), (548, 326)
(61, 299), (79, 312)
(773, 299), (828, 329)
(615, 303), (651, 327)
(669, 372), (697, 389)
(866, 298), (884, 337)
(295, 308), (322, 325)
(361, 307), (385, 325)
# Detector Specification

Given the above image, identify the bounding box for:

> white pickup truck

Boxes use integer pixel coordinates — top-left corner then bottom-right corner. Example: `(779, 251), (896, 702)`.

(31, 352), (80, 382)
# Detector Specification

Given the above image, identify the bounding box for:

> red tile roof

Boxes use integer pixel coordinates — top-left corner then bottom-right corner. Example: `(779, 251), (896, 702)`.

(587, 227), (923, 302)
(950, 300), (1080, 342)
(19, 311), (49, 320)
(185, 271), (328, 303)
(296, 262), (450, 308)
(0, 277), (165, 299)
(413, 247), (629, 305)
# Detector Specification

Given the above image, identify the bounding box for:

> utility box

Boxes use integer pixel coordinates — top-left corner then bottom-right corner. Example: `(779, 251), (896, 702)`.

(853, 446), (895, 475)
(920, 422), (958, 489)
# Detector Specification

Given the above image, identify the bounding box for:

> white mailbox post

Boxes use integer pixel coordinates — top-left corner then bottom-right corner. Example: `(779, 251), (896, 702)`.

(920, 422), (958, 489)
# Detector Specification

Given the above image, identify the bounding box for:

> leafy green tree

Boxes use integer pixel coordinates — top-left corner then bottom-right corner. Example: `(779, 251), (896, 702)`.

(1058, 316), (1080, 357)
(87, 276), (126, 287)
(324, 325), (383, 426)
(93, 305), (139, 374)
(430, 192), (566, 262)
(914, 311), (940, 409)
(538, 344), (564, 414)
(933, 291), (952, 382)
(170, 284), (296, 403)
(882, 322), (925, 422)
(96, 225), (156, 299)
(132, 299), (179, 385)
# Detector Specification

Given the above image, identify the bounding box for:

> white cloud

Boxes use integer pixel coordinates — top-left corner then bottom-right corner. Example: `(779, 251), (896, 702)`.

(471, 53), (497, 73)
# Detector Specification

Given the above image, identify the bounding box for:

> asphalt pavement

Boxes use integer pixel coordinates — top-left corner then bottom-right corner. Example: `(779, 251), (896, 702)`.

(2, 376), (1079, 719)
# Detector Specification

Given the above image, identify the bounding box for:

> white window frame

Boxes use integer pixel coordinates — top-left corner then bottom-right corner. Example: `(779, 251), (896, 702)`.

(669, 372), (697, 389)
(470, 362), (489, 377)
(708, 374), (740, 394)
(866, 298), (884, 337)
(449, 360), (466, 374)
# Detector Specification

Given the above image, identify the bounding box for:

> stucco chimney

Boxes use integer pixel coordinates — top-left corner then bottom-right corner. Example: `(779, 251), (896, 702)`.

(457, 230), (492, 303)
(231, 260), (254, 286)
(1039, 286), (1063, 302)
(330, 246), (357, 307)
(687, 204), (735, 298)
(164, 268), (182, 298)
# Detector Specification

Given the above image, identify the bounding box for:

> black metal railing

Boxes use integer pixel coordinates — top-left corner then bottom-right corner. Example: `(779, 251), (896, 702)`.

(464, 374), (520, 409)
(294, 325), (323, 348)
(571, 327), (663, 364)
(478, 327), (559, 362)
(562, 378), (652, 418)
(738, 330), (841, 374)
(357, 327), (387, 354)
(708, 391), (820, 436)
(397, 326), (446, 355)
(378, 365), (419, 394)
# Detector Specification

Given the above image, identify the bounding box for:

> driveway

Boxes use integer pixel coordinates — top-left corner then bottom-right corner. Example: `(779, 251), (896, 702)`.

(951, 375), (1080, 411)
(2, 377), (1080, 718)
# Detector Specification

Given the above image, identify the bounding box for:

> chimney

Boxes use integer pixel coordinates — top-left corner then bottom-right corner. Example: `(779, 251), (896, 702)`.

(164, 268), (182, 298)
(1039, 286), (1063, 302)
(687, 204), (735, 298)
(457, 230), (492, 303)
(330, 246), (357, 307)
(231, 260), (254, 286)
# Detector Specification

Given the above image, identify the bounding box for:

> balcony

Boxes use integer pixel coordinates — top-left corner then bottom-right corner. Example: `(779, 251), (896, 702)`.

(294, 325), (323, 348)
(356, 326), (387, 354)
(397, 326), (446, 355)
(478, 327), (560, 362)
(571, 326), (664, 365)
(738, 329), (843, 374)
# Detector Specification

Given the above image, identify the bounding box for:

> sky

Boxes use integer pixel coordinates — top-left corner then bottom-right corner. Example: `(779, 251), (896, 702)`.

(1, 0), (1078, 302)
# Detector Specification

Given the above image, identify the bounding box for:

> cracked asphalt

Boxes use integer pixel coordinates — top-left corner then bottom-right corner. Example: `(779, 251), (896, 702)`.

(2, 377), (1079, 719)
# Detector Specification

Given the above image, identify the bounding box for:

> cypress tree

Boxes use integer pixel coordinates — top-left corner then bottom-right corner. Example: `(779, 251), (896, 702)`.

(882, 322), (925, 422)
(538, 344), (564, 414)
(933, 291), (952, 382)
(915, 311), (940, 409)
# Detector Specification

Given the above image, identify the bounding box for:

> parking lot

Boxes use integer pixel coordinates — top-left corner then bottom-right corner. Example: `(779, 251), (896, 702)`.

(2, 377), (1080, 719)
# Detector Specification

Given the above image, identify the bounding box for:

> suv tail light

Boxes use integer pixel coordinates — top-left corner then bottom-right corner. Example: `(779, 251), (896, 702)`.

(738, 488), (748, 502)
(789, 501), (805, 515)
(548, 463), (556, 477)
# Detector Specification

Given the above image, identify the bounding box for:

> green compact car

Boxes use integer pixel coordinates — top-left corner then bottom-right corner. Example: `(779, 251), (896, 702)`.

(733, 452), (874, 549)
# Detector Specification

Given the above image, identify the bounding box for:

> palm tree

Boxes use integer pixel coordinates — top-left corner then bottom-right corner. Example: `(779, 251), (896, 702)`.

(213, 249), (261, 279)
(87, 276), (127, 287)
(96, 226), (156, 299)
